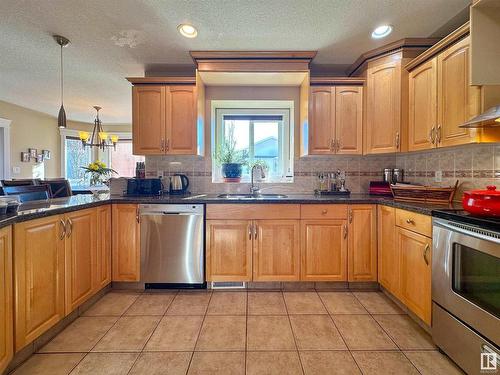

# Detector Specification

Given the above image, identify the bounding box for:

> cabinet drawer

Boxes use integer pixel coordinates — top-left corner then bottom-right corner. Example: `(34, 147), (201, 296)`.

(395, 208), (431, 237)
(300, 204), (348, 219)
(206, 204), (300, 220)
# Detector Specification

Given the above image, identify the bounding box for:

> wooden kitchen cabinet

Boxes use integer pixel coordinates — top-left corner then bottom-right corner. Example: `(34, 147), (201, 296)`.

(365, 57), (403, 154)
(348, 205), (377, 281)
(132, 85), (166, 155)
(14, 216), (65, 351)
(408, 58), (438, 151)
(206, 220), (252, 282)
(95, 205), (112, 290)
(335, 86), (363, 154)
(0, 226), (12, 373)
(301, 220), (347, 281)
(377, 206), (399, 296)
(132, 84), (198, 155)
(437, 37), (481, 148)
(308, 85), (363, 155)
(112, 204), (140, 282)
(64, 208), (97, 314)
(253, 220), (300, 281)
(398, 227), (432, 325)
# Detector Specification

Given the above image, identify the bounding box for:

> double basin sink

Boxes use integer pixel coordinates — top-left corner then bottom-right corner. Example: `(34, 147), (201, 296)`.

(216, 193), (288, 200)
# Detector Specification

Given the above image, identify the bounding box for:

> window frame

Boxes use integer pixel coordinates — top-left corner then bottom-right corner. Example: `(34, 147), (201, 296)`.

(211, 100), (294, 183)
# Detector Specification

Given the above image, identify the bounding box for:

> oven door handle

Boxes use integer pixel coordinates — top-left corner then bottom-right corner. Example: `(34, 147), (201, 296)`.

(434, 220), (500, 244)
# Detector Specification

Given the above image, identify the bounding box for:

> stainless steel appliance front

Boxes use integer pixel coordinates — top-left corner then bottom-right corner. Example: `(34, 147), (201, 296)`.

(140, 204), (204, 286)
(432, 218), (500, 374)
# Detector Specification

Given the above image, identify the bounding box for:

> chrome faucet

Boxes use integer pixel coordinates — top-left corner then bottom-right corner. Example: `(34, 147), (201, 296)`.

(250, 164), (265, 196)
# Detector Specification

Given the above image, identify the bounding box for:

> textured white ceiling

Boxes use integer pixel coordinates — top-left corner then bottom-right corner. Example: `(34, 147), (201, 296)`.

(0, 0), (469, 123)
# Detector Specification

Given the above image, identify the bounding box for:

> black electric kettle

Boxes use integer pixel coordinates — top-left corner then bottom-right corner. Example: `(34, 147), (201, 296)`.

(169, 174), (189, 195)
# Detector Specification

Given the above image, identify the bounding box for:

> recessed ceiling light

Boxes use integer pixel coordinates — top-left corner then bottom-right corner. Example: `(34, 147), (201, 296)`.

(178, 24), (198, 38)
(371, 25), (393, 39)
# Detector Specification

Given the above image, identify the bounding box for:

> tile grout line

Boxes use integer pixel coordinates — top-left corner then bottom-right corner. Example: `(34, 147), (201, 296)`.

(317, 291), (364, 375)
(281, 291), (306, 375)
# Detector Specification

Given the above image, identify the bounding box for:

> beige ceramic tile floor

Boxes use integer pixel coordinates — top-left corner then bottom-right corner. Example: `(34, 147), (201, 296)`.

(10, 290), (464, 375)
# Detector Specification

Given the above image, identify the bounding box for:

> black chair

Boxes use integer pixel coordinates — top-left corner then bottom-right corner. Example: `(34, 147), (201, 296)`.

(3, 185), (51, 202)
(41, 179), (73, 198)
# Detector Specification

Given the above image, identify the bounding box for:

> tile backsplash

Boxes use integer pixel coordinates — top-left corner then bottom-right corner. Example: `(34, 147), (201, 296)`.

(146, 143), (500, 200)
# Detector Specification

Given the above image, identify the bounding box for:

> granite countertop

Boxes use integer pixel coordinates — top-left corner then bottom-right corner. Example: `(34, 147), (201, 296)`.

(0, 193), (462, 229)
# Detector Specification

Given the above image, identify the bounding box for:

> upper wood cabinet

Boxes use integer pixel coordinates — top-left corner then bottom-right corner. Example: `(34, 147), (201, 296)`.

(398, 227), (432, 325)
(64, 209), (97, 315)
(365, 57), (404, 154)
(437, 37), (481, 147)
(301, 219), (347, 281)
(253, 220), (300, 281)
(112, 204), (140, 282)
(206, 220), (252, 282)
(132, 84), (199, 155)
(95, 205), (112, 290)
(14, 216), (65, 351)
(347, 205), (377, 282)
(309, 85), (363, 155)
(377, 206), (399, 296)
(408, 58), (438, 151)
(0, 226), (12, 373)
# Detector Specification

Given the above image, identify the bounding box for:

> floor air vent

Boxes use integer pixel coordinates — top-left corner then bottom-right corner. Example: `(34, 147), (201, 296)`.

(211, 281), (246, 289)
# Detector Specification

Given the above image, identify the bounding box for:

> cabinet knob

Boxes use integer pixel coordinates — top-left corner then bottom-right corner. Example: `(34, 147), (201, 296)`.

(406, 218), (415, 225)
(322, 209), (328, 215)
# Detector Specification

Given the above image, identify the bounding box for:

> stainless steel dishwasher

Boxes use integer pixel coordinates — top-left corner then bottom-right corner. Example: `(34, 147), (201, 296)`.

(139, 204), (205, 288)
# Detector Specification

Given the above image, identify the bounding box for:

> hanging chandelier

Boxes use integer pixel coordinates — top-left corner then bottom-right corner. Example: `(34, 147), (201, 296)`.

(53, 35), (70, 128)
(79, 106), (119, 150)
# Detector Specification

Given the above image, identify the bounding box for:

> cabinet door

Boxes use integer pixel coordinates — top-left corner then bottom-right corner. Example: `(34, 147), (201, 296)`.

(398, 228), (432, 325)
(206, 220), (252, 282)
(366, 60), (401, 154)
(65, 209), (97, 314)
(0, 227), (12, 373)
(112, 204), (140, 281)
(166, 85), (197, 155)
(253, 220), (300, 281)
(301, 220), (347, 281)
(335, 86), (363, 155)
(309, 87), (335, 154)
(408, 58), (438, 151)
(95, 205), (111, 290)
(14, 216), (65, 351)
(132, 85), (166, 155)
(377, 206), (399, 296)
(348, 205), (377, 282)
(437, 37), (481, 147)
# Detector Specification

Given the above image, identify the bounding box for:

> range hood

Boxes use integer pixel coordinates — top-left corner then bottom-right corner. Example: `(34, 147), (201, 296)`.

(459, 105), (500, 128)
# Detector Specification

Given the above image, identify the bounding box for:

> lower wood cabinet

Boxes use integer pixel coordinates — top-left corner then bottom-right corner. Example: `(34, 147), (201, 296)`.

(253, 220), (300, 281)
(301, 220), (347, 281)
(348, 205), (377, 281)
(64, 208), (97, 314)
(14, 215), (66, 351)
(206, 220), (252, 282)
(398, 227), (432, 325)
(0, 226), (13, 373)
(95, 205), (112, 289)
(377, 205), (399, 296)
(112, 204), (140, 281)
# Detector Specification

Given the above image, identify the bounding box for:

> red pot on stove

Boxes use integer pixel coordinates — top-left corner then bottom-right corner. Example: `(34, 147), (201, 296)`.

(462, 185), (500, 216)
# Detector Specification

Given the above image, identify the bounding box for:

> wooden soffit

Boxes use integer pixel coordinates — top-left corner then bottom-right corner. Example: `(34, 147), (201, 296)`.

(126, 76), (196, 85)
(347, 38), (440, 76)
(405, 22), (470, 71)
(190, 51), (317, 72)
(310, 76), (365, 85)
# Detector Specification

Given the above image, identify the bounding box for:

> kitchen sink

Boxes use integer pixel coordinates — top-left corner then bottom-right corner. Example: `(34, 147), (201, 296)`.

(217, 193), (288, 199)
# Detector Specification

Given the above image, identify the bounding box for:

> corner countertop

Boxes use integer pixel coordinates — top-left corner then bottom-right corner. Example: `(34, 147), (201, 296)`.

(0, 193), (462, 229)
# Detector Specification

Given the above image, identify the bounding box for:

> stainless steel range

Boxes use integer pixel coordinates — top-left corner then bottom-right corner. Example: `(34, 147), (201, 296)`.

(433, 211), (500, 375)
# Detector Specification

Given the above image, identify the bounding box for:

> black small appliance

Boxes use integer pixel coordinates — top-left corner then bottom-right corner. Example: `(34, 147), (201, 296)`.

(126, 178), (163, 196)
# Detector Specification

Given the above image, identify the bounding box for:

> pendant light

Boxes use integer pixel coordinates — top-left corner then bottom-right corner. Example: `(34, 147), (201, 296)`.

(53, 35), (70, 128)
(79, 106), (119, 150)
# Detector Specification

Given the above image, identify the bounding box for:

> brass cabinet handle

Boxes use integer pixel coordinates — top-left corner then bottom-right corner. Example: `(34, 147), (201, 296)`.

(436, 125), (442, 144)
(248, 225), (252, 240)
(254, 224), (258, 240)
(406, 218), (415, 225)
(136, 207), (140, 223)
(160, 139), (165, 152)
(59, 219), (66, 240)
(336, 139), (342, 152)
(66, 218), (73, 238)
(423, 244), (430, 265)
(348, 208), (353, 223)
(395, 132), (400, 149)
(429, 127), (436, 144)
(166, 138), (170, 151)
(329, 139), (334, 152)
(343, 224), (348, 239)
